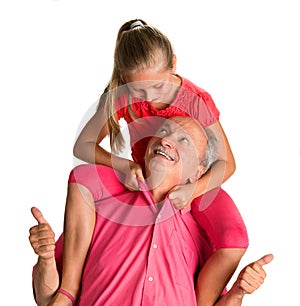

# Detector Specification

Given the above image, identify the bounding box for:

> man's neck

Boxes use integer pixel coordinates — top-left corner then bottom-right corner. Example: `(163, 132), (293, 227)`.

(150, 187), (168, 203)
(147, 177), (178, 203)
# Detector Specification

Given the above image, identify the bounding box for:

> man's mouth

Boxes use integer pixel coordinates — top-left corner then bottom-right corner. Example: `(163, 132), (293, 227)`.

(153, 147), (175, 161)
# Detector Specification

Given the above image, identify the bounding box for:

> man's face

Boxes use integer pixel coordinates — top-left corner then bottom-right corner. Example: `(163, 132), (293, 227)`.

(145, 117), (207, 186)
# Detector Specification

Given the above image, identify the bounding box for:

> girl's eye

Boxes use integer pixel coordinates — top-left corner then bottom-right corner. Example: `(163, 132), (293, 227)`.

(128, 86), (142, 93)
(154, 83), (163, 89)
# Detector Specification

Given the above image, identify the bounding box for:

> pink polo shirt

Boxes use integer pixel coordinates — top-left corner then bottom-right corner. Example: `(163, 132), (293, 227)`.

(52, 164), (248, 306)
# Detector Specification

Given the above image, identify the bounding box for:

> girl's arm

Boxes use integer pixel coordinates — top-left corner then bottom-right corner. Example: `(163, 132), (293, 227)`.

(73, 108), (114, 165)
(196, 248), (246, 306)
(169, 120), (235, 208)
(73, 109), (144, 190)
(48, 183), (96, 305)
(198, 120), (236, 188)
(200, 119), (236, 188)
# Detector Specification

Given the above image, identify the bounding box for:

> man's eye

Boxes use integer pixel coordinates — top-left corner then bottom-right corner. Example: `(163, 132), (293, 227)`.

(159, 128), (168, 134)
(179, 137), (189, 143)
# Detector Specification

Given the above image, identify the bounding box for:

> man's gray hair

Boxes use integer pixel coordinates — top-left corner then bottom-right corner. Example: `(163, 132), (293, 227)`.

(201, 128), (218, 173)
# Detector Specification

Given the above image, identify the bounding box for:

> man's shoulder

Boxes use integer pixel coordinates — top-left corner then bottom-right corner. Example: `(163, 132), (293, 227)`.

(70, 164), (119, 181)
(191, 187), (235, 212)
(68, 164), (126, 200)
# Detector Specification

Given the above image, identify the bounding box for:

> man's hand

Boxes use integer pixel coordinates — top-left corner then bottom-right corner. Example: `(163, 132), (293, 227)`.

(215, 254), (274, 306)
(234, 254), (274, 295)
(30, 207), (60, 305)
(29, 207), (56, 259)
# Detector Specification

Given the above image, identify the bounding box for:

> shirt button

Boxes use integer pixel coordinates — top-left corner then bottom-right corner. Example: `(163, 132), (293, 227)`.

(148, 276), (154, 282)
(153, 244), (158, 249)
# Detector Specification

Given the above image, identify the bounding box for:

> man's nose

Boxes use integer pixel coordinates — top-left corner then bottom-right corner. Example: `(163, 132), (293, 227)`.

(161, 135), (175, 148)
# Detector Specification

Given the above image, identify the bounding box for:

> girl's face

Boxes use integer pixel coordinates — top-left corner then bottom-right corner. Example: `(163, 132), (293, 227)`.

(124, 63), (180, 105)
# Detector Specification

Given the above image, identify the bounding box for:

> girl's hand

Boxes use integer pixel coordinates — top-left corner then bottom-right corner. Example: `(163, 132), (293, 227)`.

(124, 161), (145, 191)
(168, 182), (197, 209)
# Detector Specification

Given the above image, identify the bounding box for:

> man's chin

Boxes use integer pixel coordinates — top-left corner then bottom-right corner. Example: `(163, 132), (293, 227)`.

(145, 160), (167, 187)
(148, 158), (170, 173)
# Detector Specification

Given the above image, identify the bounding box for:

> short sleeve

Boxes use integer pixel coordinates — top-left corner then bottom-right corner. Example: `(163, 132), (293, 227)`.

(191, 93), (220, 127)
(200, 91), (220, 122)
(191, 188), (249, 249)
(68, 164), (126, 202)
(68, 164), (106, 201)
(174, 76), (220, 127)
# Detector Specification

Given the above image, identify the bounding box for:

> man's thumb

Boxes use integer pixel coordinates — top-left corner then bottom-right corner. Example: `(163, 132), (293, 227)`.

(256, 253), (274, 267)
(31, 206), (48, 224)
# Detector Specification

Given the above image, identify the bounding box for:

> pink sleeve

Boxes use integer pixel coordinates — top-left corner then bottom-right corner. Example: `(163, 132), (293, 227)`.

(191, 188), (249, 249)
(200, 91), (220, 122)
(68, 164), (126, 201)
(68, 164), (109, 200)
(191, 92), (220, 127)
(179, 76), (220, 126)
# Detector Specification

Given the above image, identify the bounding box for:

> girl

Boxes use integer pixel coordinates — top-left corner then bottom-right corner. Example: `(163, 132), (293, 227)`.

(73, 18), (236, 208)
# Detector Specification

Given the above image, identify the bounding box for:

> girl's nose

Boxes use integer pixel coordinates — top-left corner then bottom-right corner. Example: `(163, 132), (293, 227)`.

(144, 89), (156, 102)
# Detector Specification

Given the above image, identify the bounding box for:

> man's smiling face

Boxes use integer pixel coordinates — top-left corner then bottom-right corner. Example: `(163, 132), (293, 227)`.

(145, 116), (208, 187)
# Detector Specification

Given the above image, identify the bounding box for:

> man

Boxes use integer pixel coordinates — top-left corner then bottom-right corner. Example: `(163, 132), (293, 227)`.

(30, 116), (273, 305)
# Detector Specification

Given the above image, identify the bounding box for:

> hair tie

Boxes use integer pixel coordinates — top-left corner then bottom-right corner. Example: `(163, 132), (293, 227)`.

(130, 20), (143, 29)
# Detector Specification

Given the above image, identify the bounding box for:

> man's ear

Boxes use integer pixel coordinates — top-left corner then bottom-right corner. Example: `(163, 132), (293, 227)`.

(172, 54), (177, 73)
(188, 165), (206, 184)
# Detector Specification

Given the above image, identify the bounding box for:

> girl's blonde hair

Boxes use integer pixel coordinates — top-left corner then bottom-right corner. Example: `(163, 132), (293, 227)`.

(98, 19), (175, 153)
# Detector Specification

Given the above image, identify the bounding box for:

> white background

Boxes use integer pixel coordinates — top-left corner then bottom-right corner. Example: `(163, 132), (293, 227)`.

(1, 0), (299, 305)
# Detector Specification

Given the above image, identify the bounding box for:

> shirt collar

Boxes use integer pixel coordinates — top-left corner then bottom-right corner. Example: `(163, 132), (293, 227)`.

(137, 179), (191, 215)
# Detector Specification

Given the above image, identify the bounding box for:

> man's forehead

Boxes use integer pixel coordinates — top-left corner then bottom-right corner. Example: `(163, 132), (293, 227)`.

(164, 117), (203, 133)
(161, 117), (208, 146)
(161, 120), (190, 133)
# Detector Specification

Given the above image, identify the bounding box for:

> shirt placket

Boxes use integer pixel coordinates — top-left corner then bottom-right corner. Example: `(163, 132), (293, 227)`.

(141, 200), (175, 306)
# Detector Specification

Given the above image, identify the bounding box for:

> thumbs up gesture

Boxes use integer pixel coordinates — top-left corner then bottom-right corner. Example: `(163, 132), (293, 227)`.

(234, 254), (274, 295)
(29, 207), (56, 259)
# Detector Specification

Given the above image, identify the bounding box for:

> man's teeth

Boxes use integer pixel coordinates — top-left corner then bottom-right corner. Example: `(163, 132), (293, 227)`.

(154, 150), (173, 161)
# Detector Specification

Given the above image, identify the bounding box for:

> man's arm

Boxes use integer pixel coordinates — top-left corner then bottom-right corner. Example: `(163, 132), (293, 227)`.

(52, 183), (96, 303)
(29, 207), (59, 305)
(215, 254), (274, 306)
(29, 187), (96, 306)
(195, 248), (246, 306)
